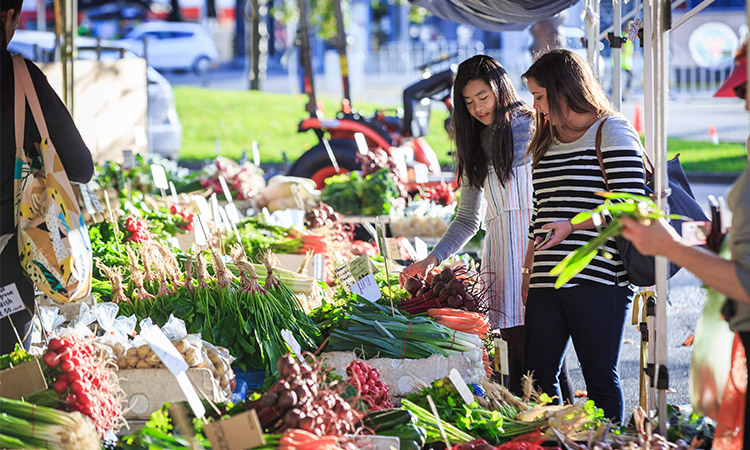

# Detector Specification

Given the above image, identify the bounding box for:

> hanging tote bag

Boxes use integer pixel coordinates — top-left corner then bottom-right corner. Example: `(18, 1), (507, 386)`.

(12, 54), (92, 303)
(594, 117), (708, 286)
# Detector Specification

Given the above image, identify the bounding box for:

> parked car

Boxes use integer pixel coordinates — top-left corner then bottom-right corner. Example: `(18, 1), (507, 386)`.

(8, 30), (183, 159)
(117, 21), (220, 75)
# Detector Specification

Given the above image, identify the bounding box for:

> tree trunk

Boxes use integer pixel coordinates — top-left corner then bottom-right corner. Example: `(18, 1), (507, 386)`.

(248, 0), (268, 90)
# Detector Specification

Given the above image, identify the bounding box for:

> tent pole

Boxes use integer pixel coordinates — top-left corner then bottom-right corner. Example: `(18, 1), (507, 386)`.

(613, 0), (622, 111)
(651, 0), (671, 437)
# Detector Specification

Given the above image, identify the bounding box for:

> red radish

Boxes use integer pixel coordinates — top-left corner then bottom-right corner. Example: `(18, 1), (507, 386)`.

(52, 379), (67, 394)
(48, 338), (63, 352)
(43, 351), (60, 368)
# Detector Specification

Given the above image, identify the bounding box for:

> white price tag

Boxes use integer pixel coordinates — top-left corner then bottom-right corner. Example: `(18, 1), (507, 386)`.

(448, 368), (475, 405)
(169, 181), (178, 203)
(333, 262), (356, 293)
(151, 164), (169, 190)
(375, 220), (389, 260)
(348, 254), (376, 280)
(280, 329), (302, 358)
(0, 284), (25, 319)
(313, 254), (326, 281)
(192, 195), (211, 217)
(193, 215), (208, 246)
(122, 149), (136, 170)
(252, 141), (261, 166)
(344, 435), (399, 450)
(413, 163), (429, 184)
(385, 237), (401, 260)
(351, 273), (381, 302)
(414, 237), (428, 261)
(175, 371), (206, 419)
(494, 338), (509, 376)
(354, 132), (369, 155)
(321, 138), (340, 173)
(219, 207), (232, 234)
(211, 194), (223, 229)
(218, 175), (234, 204)
(225, 203), (241, 224)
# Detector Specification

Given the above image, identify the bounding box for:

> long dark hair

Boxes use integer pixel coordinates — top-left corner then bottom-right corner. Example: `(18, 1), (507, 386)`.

(450, 54), (534, 188)
(522, 49), (615, 165)
(1, 0), (23, 50)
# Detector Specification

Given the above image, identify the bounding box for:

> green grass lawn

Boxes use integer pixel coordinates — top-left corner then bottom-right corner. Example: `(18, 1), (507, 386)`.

(175, 86), (747, 172)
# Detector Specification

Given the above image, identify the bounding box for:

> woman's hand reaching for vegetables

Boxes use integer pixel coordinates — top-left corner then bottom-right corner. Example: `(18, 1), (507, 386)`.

(400, 254), (439, 286)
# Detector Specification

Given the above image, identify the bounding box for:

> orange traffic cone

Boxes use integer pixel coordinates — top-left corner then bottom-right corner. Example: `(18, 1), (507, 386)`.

(633, 103), (644, 135)
(709, 125), (719, 144)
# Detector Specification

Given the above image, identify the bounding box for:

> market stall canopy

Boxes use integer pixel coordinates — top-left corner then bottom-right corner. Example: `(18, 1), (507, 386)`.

(408, 0), (579, 31)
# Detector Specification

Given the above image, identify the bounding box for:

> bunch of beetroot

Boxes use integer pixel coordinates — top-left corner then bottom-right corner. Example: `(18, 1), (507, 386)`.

(345, 360), (392, 410)
(42, 335), (124, 435)
(124, 217), (149, 243)
(251, 354), (361, 436)
(400, 266), (482, 314)
(304, 202), (342, 229)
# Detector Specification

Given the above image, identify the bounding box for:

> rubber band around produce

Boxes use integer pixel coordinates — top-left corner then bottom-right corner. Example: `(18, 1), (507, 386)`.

(449, 330), (457, 350)
(402, 320), (412, 359)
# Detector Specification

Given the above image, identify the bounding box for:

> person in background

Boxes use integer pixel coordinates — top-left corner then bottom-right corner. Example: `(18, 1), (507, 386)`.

(521, 49), (646, 424)
(400, 54), (537, 396)
(0, 0), (94, 353)
(622, 40), (750, 449)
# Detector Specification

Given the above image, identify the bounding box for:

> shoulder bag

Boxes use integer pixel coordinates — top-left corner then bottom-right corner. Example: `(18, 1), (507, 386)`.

(594, 117), (708, 286)
(12, 54), (92, 303)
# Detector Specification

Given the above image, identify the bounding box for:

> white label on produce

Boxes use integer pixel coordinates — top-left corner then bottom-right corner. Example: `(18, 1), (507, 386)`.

(192, 195), (211, 217)
(375, 220), (388, 259)
(225, 203), (241, 225)
(0, 284), (25, 319)
(351, 273), (381, 302)
(354, 132), (369, 155)
(169, 181), (178, 202)
(280, 329), (302, 358)
(151, 164), (169, 190)
(448, 368), (475, 405)
(252, 141), (260, 166)
(413, 163), (429, 184)
(414, 237), (428, 261)
(218, 175), (234, 204)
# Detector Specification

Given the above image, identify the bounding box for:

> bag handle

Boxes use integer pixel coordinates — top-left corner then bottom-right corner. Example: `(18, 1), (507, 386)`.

(594, 117), (611, 191)
(12, 55), (52, 142)
(13, 56), (26, 159)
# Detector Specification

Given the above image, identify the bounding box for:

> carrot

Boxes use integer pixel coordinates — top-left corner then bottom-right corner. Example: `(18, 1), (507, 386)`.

(428, 308), (487, 321)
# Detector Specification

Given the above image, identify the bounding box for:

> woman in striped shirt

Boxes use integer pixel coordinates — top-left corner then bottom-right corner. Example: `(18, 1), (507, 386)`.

(400, 55), (537, 395)
(520, 49), (645, 423)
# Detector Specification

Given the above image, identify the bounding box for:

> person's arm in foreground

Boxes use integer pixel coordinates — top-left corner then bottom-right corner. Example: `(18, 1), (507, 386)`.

(621, 216), (750, 303)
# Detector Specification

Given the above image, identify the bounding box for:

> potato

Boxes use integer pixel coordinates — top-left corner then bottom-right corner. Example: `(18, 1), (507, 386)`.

(135, 359), (150, 369)
(219, 375), (229, 389)
(145, 353), (161, 366)
(173, 340), (186, 353)
(137, 345), (151, 359)
(126, 356), (139, 368)
(117, 358), (129, 369)
(125, 347), (138, 358)
(184, 348), (200, 366)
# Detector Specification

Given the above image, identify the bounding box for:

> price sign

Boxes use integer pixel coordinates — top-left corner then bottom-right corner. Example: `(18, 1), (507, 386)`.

(280, 329), (302, 358)
(348, 254), (376, 280)
(354, 132), (369, 155)
(494, 338), (509, 376)
(192, 195), (211, 217)
(0, 284), (25, 319)
(414, 237), (428, 261)
(225, 203), (241, 225)
(86, 181), (104, 213)
(151, 164), (169, 190)
(344, 435), (399, 450)
(375, 219), (389, 260)
(122, 149), (135, 170)
(169, 181), (178, 203)
(193, 215), (208, 246)
(351, 273), (381, 302)
(218, 176), (234, 204)
(333, 263), (356, 293)
(400, 238), (418, 261)
(321, 138), (340, 173)
(448, 368), (475, 405)
(204, 410), (265, 450)
(385, 238), (401, 260)
(413, 163), (429, 184)
(141, 325), (205, 418)
(313, 254), (326, 281)
(252, 141), (261, 166)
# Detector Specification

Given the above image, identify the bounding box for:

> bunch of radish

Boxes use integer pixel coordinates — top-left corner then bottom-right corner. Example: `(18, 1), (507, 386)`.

(42, 335), (124, 435)
(252, 354), (361, 436)
(400, 266), (483, 315)
(345, 360), (392, 410)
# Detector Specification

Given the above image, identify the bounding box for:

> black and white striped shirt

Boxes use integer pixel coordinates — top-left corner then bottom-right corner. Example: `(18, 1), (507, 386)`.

(528, 115), (646, 288)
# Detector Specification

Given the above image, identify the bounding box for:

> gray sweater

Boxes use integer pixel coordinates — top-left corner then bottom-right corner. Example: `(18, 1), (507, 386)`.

(430, 113), (533, 262)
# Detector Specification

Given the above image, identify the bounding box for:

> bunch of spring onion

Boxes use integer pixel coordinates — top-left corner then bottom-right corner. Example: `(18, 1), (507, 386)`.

(400, 398), (476, 443)
(327, 302), (484, 361)
(0, 397), (99, 450)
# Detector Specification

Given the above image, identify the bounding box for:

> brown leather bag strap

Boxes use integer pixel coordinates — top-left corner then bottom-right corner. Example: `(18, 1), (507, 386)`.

(12, 54), (51, 141)
(594, 117), (610, 191)
(13, 55), (26, 158)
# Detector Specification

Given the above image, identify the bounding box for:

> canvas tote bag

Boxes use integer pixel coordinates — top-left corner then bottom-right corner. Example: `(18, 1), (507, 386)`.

(11, 54), (92, 303)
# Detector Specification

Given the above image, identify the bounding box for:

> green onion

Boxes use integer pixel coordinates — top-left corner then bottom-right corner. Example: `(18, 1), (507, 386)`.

(0, 398), (99, 450)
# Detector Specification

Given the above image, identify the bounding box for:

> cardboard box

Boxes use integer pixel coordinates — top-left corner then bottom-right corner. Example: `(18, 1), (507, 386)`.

(0, 359), (48, 399)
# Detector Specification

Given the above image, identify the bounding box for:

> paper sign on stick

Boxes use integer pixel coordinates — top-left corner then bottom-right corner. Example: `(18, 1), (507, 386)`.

(204, 410), (265, 450)
(252, 141), (261, 167)
(414, 237), (428, 261)
(218, 176), (234, 204)
(150, 164), (169, 190)
(0, 284), (25, 319)
(494, 338), (509, 376)
(169, 181), (178, 203)
(351, 273), (381, 302)
(375, 220), (389, 259)
(280, 329), (302, 358)
(348, 254), (376, 280)
(333, 263), (356, 293)
(354, 132), (369, 155)
(122, 150), (135, 169)
(448, 368), (475, 405)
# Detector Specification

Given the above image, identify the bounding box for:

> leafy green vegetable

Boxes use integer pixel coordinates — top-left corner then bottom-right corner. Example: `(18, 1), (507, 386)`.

(0, 345), (31, 371)
(320, 168), (400, 216)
